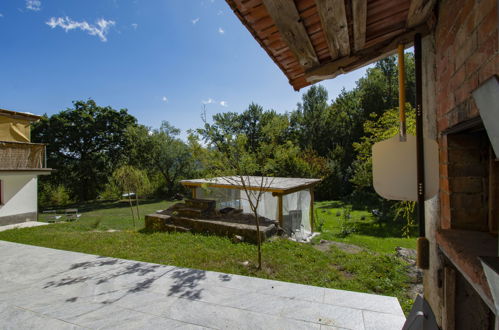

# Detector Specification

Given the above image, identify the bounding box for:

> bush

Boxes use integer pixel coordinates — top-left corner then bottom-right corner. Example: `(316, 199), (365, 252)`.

(39, 184), (72, 207)
(99, 181), (122, 201)
(336, 206), (356, 238)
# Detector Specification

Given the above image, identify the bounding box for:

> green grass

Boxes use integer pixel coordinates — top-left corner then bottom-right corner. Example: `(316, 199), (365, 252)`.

(0, 199), (415, 313)
(314, 201), (416, 253)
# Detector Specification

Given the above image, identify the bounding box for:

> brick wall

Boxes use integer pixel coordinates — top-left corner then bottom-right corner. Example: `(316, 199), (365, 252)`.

(436, 0), (498, 230)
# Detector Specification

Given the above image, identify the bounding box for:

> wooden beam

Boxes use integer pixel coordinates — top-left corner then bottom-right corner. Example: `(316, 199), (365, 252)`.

(442, 267), (456, 330)
(407, 0), (437, 28)
(352, 0), (367, 52)
(191, 187), (197, 199)
(262, 0), (319, 68)
(315, 0), (350, 59)
(277, 194), (283, 227)
(305, 24), (430, 83)
(309, 188), (315, 232)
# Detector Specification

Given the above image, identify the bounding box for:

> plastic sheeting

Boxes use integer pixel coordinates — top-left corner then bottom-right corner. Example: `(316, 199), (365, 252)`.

(195, 186), (312, 236)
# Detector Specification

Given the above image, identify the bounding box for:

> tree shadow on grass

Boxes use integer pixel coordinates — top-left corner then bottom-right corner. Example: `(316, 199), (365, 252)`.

(351, 220), (416, 238)
(316, 201), (344, 209)
(41, 198), (168, 214)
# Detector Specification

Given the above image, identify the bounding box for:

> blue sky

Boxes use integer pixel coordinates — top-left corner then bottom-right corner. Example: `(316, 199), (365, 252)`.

(0, 0), (370, 137)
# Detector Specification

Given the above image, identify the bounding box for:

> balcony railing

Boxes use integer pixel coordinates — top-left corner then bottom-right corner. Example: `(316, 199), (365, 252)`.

(0, 141), (47, 169)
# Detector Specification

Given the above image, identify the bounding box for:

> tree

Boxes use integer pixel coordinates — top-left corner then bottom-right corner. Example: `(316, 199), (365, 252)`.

(197, 102), (275, 153)
(126, 122), (196, 197)
(32, 99), (137, 201)
(350, 105), (417, 235)
(291, 85), (332, 156)
(112, 165), (150, 228)
(189, 132), (273, 270)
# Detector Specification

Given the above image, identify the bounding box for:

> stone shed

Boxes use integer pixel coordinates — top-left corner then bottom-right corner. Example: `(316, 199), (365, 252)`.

(181, 176), (321, 237)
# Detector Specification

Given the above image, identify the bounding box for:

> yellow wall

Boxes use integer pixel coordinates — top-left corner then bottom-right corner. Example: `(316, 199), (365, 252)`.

(0, 116), (31, 142)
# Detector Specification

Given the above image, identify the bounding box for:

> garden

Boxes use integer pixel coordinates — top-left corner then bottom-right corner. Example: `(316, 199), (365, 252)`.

(0, 54), (422, 314)
(0, 198), (417, 313)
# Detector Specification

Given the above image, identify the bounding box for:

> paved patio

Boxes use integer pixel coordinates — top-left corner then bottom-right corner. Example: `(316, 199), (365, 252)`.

(0, 241), (406, 329)
(0, 221), (49, 232)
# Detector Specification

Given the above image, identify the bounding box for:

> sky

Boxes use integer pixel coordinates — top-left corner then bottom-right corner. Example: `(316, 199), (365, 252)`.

(0, 0), (371, 138)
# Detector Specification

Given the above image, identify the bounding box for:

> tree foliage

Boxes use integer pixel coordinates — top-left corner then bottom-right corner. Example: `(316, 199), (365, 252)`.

(126, 121), (196, 197)
(112, 165), (150, 227)
(32, 99), (137, 201)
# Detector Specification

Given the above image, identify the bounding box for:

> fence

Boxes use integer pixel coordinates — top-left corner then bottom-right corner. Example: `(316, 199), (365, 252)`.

(0, 141), (46, 169)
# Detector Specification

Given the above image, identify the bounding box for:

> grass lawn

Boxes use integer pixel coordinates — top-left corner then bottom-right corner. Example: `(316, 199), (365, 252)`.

(0, 199), (416, 313)
(314, 201), (417, 253)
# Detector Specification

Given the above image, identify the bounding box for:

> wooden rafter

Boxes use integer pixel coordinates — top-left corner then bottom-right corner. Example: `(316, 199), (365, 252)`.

(225, 0), (438, 90)
(305, 24), (430, 83)
(352, 0), (367, 52)
(407, 0), (437, 28)
(315, 0), (350, 60)
(262, 0), (319, 69)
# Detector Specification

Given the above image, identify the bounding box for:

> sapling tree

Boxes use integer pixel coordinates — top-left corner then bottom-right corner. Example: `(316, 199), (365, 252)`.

(189, 133), (273, 270)
(112, 165), (151, 228)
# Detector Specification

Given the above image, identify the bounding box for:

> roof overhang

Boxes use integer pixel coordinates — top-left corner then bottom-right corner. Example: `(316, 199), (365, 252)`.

(0, 108), (42, 122)
(226, 0), (437, 90)
(181, 176), (321, 195)
(0, 169), (53, 176)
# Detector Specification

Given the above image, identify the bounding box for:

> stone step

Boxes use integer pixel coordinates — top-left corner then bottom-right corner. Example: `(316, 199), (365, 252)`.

(185, 198), (216, 211)
(175, 207), (204, 218)
(163, 224), (191, 233)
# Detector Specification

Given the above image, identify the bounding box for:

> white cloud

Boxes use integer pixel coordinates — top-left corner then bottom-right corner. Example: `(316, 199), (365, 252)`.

(26, 0), (41, 11)
(218, 27), (225, 34)
(131, 23), (138, 29)
(162, 96), (168, 102)
(202, 98), (215, 105)
(46, 17), (116, 42)
(217, 10), (224, 16)
(0, 13), (3, 18)
(202, 98), (228, 107)
(191, 18), (200, 25)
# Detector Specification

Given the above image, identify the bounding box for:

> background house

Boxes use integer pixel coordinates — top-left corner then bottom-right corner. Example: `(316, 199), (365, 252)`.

(0, 109), (51, 225)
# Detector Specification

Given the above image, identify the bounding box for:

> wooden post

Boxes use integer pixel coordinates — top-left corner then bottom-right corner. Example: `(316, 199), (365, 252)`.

(415, 33), (429, 269)
(277, 194), (283, 227)
(442, 267), (456, 330)
(398, 43), (407, 141)
(310, 188), (315, 232)
(191, 187), (196, 199)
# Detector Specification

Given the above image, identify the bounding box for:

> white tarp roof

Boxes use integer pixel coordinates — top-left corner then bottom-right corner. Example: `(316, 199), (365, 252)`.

(181, 176), (321, 194)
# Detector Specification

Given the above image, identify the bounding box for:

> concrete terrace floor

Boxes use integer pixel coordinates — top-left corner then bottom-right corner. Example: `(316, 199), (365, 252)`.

(0, 241), (406, 329)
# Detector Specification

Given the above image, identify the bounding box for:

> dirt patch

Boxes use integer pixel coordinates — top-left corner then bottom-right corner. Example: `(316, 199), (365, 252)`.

(314, 239), (364, 254)
(333, 264), (354, 279)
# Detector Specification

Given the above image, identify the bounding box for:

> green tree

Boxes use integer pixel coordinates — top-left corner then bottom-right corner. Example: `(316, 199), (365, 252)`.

(127, 122), (196, 197)
(350, 105), (417, 235)
(32, 100), (137, 201)
(189, 132), (273, 270)
(112, 165), (150, 228)
(198, 103), (276, 153)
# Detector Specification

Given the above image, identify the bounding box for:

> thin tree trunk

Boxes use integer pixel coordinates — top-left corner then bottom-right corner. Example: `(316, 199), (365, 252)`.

(134, 192), (140, 228)
(128, 194), (136, 228)
(253, 209), (262, 270)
